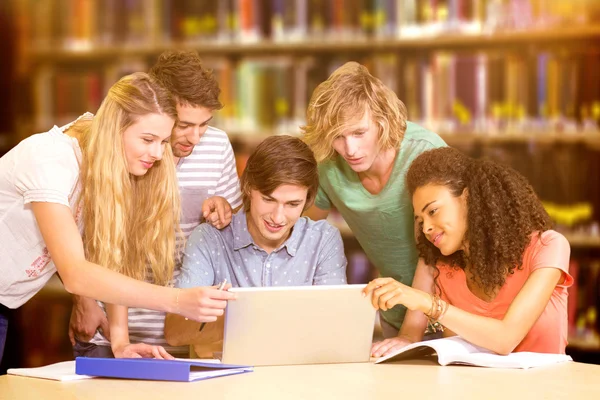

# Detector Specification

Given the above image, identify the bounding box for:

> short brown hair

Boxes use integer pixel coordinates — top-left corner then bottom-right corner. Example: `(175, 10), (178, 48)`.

(241, 135), (318, 211)
(302, 62), (407, 162)
(149, 50), (223, 110)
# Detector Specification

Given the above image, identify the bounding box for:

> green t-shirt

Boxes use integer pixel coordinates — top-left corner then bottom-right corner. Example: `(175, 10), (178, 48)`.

(315, 121), (447, 330)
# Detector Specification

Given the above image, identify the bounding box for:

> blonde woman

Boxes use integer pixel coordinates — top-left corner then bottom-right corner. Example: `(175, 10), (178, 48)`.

(302, 62), (446, 341)
(0, 72), (234, 363)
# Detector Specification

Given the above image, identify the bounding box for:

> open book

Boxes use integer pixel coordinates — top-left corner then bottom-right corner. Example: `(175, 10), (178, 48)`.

(374, 336), (572, 369)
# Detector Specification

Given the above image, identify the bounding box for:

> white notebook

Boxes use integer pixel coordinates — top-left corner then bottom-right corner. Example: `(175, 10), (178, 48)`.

(8, 361), (94, 381)
(375, 336), (573, 369)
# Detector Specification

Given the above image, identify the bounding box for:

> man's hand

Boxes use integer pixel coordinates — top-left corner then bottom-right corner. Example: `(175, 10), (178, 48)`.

(112, 343), (174, 359)
(202, 196), (232, 229)
(371, 336), (413, 358)
(69, 296), (110, 345)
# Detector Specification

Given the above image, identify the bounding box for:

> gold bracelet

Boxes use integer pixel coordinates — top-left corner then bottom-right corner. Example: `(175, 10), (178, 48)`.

(426, 293), (436, 317)
(438, 299), (449, 322)
(433, 295), (443, 320)
(424, 293), (447, 333)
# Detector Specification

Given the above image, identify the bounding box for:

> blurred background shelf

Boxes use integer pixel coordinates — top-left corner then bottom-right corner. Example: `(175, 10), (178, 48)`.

(328, 215), (600, 248)
(568, 336), (600, 351)
(563, 234), (600, 249)
(225, 129), (600, 148)
(27, 25), (600, 62)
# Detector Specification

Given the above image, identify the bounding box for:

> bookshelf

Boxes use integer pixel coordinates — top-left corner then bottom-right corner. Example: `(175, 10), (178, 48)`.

(226, 129), (600, 149)
(5, 0), (600, 366)
(28, 25), (600, 62)
(24, 36), (600, 149)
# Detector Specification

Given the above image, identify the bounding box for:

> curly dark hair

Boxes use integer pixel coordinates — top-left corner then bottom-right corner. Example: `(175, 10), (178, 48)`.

(149, 50), (223, 110)
(406, 147), (553, 295)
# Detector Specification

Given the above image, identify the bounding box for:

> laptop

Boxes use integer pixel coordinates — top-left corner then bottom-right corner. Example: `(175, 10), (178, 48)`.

(221, 284), (376, 366)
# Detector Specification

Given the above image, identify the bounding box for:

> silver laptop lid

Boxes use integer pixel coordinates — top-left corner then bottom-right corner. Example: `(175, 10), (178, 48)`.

(222, 284), (376, 366)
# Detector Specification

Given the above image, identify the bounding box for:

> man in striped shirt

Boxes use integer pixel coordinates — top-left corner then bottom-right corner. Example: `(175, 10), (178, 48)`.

(69, 51), (242, 358)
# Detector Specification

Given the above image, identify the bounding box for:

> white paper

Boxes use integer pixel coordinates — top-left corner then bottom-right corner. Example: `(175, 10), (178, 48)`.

(174, 357), (221, 364)
(8, 360), (95, 381)
(188, 367), (252, 381)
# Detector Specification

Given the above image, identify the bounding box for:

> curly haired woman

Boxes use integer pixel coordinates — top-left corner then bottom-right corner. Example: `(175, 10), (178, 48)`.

(364, 147), (572, 356)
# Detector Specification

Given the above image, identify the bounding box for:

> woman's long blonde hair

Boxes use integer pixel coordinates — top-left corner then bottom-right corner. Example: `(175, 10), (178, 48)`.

(73, 72), (180, 286)
(302, 62), (408, 162)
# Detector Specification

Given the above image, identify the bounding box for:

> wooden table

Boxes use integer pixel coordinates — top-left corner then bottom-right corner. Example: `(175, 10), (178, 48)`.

(1, 360), (598, 400)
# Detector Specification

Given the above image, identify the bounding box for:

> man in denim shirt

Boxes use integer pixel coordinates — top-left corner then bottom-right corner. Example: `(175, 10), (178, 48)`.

(164, 136), (347, 355)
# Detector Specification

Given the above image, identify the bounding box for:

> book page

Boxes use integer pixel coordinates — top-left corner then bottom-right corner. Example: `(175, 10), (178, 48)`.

(174, 357), (221, 364)
(7, 361), (95, 381)
(450, 351), (573, 369)
(188, 367), (252, 382)
(375, 336), (491, 365)
(375, 337), (573, 369)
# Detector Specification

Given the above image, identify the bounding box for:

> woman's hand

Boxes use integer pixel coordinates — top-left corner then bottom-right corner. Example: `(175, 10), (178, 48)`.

(113, 343), (174, 359)
(371, 336), (414, 358)
(363, 277), (431, 313)
(176, 286), (236, 322)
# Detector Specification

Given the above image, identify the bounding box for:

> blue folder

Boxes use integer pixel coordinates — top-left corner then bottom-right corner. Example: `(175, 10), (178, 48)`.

(75, 357), (253, 382)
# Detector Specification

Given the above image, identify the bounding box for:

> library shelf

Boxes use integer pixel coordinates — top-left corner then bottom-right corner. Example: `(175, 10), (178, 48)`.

(567, 336), (600, 352)
(226, 130), (600, 149)
(28, 25), (600, 64)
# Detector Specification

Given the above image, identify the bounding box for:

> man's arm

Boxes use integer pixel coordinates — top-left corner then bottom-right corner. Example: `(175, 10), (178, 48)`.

(304, 205), (329, 221)
(304, 184), (331, 221)
(68, 295), (110, 345)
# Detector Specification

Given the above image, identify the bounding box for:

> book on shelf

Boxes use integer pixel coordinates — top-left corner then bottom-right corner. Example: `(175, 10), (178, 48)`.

(30, 49), (600, 138)
(375, 336), (573, 369)
(572, 260), (600, 342)
(24, 0), (600, 49)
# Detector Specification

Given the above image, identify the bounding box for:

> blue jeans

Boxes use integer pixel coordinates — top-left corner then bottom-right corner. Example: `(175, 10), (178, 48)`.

(0, 303), (9, 365)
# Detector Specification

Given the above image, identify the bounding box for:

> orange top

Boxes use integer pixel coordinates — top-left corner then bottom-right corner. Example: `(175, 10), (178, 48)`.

(437, 230), (573, 354)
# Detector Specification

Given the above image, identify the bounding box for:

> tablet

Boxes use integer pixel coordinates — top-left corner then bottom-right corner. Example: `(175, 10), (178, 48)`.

(222, 284), (376, 366)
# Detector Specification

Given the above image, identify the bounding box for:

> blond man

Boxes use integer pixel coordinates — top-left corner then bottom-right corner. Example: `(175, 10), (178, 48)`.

(302, 62), (446, 354)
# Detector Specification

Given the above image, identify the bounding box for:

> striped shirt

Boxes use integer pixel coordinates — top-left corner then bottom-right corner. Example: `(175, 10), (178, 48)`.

(89, 126), (242, 357)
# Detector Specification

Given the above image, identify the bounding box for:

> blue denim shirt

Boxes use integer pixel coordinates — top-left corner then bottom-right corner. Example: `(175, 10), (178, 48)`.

(176, 212), (347, 288)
